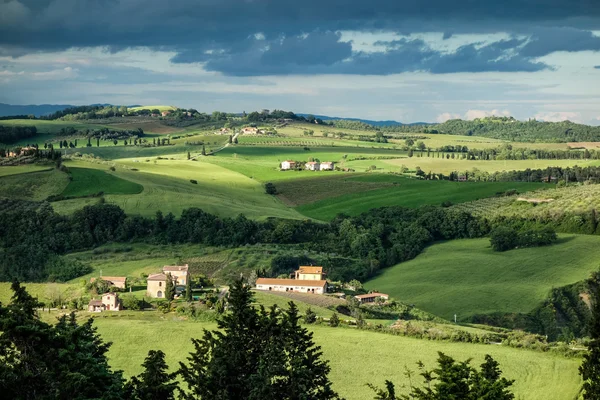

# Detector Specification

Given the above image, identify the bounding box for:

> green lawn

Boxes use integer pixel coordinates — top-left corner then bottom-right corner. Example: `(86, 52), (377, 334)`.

(296, 174), (548, 220)
(62, 167), (143, 197)
(92, 316), (581, 400)
(365, 234), (600, 320)
(0, 168), (70, 201)
(62, 159), (304, 220)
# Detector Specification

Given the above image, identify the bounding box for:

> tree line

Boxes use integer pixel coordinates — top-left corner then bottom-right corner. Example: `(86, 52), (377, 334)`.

(0, 202), (487, 283)
(0, 125), (38, 144)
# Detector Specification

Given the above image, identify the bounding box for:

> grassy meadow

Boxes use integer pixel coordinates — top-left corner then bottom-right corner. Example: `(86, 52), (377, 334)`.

(365, 234), (600, 320)
(91, 316), (581, 400)
(0, 168), (69, 201)
(62, 167), (143, 197)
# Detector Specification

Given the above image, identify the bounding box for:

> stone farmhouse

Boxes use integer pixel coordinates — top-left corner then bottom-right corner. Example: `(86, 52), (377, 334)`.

(354, 292), (389, 304)
(242, 127), (265, 135)
(90, 276), (127, 289)
(163, 264), (190, 285)
(305, 161), (320, 171)
(88, 292), (122, 312)
(146, 264), (190, 298)
(256, 266), (328, 294)
(320, 162), (334, 171)
(281, 160), (297, 170)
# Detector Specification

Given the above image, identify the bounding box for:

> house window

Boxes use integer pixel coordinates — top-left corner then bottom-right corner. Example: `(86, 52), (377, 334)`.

(159, 282), (162, 287)
(157, 290), (163, 298)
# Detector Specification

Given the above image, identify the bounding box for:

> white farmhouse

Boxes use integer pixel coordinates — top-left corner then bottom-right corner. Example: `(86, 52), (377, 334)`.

(320, 162), (334, 170)
(305, 161), (320, 171)
(281, 160), (297, 170)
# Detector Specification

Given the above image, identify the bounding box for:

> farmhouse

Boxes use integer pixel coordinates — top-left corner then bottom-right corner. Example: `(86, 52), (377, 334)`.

(161, 111), (171, 117)
(88, 292), (122, 312)
(320, 162), (334, 171)
(90, 276), (127, 289)
(294, 266), (325, 280)
(241, 127), (259, 134)
(256, 266), (328, 294)
(163, 264), (189, 285)
(147, 273), (170, 298)
(281, 160), (297, 170)
(256, 278), (327, 294)
(354, 292), (389, 304)
(305, 161), (320, 171)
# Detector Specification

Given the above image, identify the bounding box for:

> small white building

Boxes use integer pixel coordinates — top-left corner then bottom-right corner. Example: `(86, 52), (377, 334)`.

(305, 161), (320, 171)
(281, 160), (297, 170)
(256, 278), (327, 294)
(320, 162), (334, 171)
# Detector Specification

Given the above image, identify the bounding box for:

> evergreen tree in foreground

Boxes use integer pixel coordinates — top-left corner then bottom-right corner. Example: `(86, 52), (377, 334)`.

(580, 272), (600, 399)
(185, 276), (193, 302)
(368, 352), (514, 399)
(178, 279), (341, 400)
(0, 281), (125, 399)
(125, 350), (179, 400)
(165, 273), (175, 301)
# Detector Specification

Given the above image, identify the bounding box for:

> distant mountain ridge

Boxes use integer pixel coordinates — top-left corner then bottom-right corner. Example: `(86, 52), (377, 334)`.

(297, 113), (430, 126)
(0, 103), (75, 117)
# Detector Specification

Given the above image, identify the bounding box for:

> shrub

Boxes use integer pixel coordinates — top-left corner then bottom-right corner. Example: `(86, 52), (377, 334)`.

(190, 179), (198, 184)
(490, 225), (557, 252)
(264, 182), (277, 195)
(304, 307), (317, 324)
(329, 313), (340, 327)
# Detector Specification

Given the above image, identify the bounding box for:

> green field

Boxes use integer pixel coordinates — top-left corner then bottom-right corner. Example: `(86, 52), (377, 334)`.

(0, 164), (52, 177)
(62, 159), (304, 219)
(294, 174), (548, 220)
(355, 156), (600, 174)
(0, 168), (69, 201)
(62, 167), (143, 197)
(91, 316), (581, 400)
(365, 234), (600, 320)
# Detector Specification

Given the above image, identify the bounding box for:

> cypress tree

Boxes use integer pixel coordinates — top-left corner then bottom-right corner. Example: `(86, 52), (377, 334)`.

(165, 273), (175, 301)
(201, 144), (206, 156)
(185, 277), (192, 302)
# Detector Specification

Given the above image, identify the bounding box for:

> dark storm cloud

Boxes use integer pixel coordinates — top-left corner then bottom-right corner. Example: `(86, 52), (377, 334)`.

(0, 0), (599, 75)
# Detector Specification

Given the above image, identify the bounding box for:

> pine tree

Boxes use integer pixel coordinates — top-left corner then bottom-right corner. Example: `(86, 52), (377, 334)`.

(0, 281), (125, 399)
(304, 307), (317, 324)
(125, 350), (179, 400)
(581, 272), (600, 399)
(97, 137), (100, 147)
(329, 313), (340, 327)
(187, 151), (191, 160)
(165, 273), (175, 301)
(178, 279), (340, 400)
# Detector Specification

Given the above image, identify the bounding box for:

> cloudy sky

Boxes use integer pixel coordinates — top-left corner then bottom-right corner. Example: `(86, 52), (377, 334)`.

(1, 0), (600, 124)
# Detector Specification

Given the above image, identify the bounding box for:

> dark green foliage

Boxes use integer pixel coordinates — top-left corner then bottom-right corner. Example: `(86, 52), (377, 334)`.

(369, 352), (514, 399)
(329, 313), (340, 327)
(178, 279), (340, 400)
(265, 182), (277, 195)
(304, 307), (317, 324)
(0, 281), (125, 399)
(0, 125), (37, 144)
(185, 277), (193, 302)
(125, 350), (179, 400)
(201, 144), (206, 156)
(165, 273), (175, 301)
(581, 271), (600, 399)
(490, 226), (557, 252)
(45, 255), (92, 282)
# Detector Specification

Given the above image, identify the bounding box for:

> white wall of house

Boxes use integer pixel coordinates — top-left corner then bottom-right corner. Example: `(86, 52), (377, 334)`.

(256, 283), (325, 294)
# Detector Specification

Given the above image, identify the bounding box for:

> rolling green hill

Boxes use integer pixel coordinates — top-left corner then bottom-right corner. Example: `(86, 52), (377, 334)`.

(293, 174), (547, 220)
(0, 168), (69, 201)
(365, 234), (600, 321)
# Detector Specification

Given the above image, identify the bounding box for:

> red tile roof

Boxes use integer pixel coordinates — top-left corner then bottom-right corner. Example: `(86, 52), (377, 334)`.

(163, 264), (189, 272)
(148, 273), (168, 281)
(256, 278), (327, 288)
(298, 266), (323, 274)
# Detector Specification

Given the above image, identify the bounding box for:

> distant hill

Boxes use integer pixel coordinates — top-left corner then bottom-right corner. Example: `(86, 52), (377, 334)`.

(400, 116), (600, 142)
(0, 103), (76, 117)
(297, 113), (430, 127)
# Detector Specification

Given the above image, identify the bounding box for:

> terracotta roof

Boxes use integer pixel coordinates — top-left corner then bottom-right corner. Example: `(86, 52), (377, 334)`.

(355, 292), (389, 299)
(321, 162), (333, 165)
(163, 264), (189, 272)
(148, 273), (168, 281)
(256, 278), (327, 288)
(298, 266), (323, 274)
(306, 161), (319, 165)
(102, 292), (118, 298)
(97, 276), (126, 282)
(88, 299), (103, 306)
